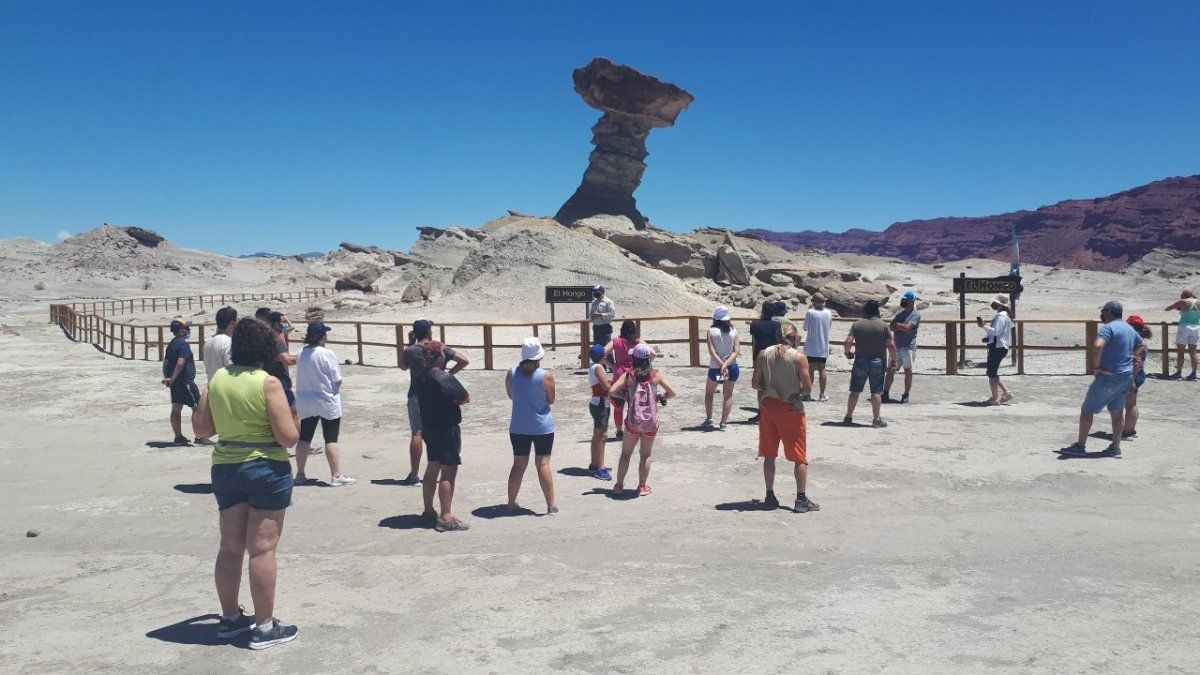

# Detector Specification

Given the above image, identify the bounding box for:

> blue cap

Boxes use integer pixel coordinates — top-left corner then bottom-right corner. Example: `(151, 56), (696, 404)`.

(588, 343), (606, 360)
(305, 321), (331, 338)
(902, 290), (918, 301)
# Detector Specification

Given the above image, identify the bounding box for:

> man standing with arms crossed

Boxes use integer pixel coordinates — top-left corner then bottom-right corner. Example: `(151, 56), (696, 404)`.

(590, 285), (616, 346)
(802, 293), (833, 402)
(884, 291), (921, 404)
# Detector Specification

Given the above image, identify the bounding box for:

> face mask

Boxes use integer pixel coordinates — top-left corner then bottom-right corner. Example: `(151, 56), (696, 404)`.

(281, 322), (291, 332)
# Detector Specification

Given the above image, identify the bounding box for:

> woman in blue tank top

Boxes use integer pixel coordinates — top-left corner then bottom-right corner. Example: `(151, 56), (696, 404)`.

(505, 338), (558, 515)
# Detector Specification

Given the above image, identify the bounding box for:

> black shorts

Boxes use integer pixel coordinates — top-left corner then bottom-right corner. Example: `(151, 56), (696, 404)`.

(170, 381), (200, 407)
(299, 416), (341, 443)
(510, 432), (554, 457)
(986, 347), (1008, 378)
(424, 425), (462, 466)
(807, 356), (827, 365)
(589, 402), (609, 431)
(592, 324), (613, 346)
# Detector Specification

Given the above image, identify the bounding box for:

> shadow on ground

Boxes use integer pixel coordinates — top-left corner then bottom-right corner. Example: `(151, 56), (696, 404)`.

(146, 614), (237, 648)
(378, 515), (432, 530)
(472, 504), (536, 519)
(582, 487), (639, 501)
(173, 483), (213, 494)
(715, 499), (795, 513)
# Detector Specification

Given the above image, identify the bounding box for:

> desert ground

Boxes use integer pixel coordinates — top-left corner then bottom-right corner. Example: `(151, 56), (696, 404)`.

(2, 281), (1199, 673)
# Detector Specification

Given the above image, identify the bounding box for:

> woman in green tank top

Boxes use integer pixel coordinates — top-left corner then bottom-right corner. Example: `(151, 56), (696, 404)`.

(1165, 290), (1200, 379)
(191, 317), (301, 649)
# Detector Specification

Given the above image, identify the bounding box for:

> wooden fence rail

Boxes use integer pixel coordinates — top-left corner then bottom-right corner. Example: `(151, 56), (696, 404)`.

(49, 298), (1182, 376)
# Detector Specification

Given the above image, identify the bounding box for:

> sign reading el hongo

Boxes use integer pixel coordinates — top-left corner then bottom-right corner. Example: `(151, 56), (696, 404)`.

(952, 276), (1023, 295)
(544, 286), (594, 304)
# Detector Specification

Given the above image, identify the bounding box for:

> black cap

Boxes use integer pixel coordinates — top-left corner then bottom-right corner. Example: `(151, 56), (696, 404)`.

(305, 322), (331, 338)
(863, 300), (881, 317)
(413, 319), (433, 333)
(169, 319), (190, 333)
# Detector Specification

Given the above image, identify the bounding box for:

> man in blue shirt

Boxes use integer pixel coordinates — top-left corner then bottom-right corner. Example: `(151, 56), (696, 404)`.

(1061, 301), (1142, 458)
(161, 319), (199, 446)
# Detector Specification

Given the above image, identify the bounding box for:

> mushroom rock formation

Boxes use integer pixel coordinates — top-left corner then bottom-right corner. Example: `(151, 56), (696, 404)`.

(122, 226), (165, 248)
(554, 58), (694, 230)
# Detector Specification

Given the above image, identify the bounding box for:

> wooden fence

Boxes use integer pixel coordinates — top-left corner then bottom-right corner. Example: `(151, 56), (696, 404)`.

(49, 296), (1181, 376)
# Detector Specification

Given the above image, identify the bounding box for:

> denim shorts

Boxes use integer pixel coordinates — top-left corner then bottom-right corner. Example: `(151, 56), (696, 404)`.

(589, 402), (609, 431)
(211, 459), (293, 511)
(849, 357), (885, 394)
(1081, 373), (1134, 414)
(407, 394), (422, 437)
(707, 363), (740, 382)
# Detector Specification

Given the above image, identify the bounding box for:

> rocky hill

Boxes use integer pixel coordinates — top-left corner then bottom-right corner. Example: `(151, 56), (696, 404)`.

(746, 175), (1200, 272)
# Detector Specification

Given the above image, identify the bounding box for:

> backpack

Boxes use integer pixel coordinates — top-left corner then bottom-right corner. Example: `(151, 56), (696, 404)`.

(624, 370), (660, 433)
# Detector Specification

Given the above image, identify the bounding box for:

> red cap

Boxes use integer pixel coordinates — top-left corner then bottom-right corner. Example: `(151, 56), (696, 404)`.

(1127, 315), (1146, 329)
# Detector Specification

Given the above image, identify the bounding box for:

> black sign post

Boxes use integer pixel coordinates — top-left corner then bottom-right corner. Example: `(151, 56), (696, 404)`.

(954, 273), (1023, 366)
(545, 286), (593, 351)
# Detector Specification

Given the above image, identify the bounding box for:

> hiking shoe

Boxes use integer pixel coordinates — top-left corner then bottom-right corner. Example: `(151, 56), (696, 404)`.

(1187, 372), (1198, 382)
(248, 619), (298, 650)
(1169, 371), (1182, 380)
(817, 394), (829, 402)
(900, 394), (909, 404)
(398, 474), (421, 486)
(719, 423), (728, 431)
(701, 418), (714, 428)
(800, 394), (813, 402)
(435, 518), (470, 532)
(194, 437), (216, 446)
(1121, 429), (1137, 439)
(330, 474), (357, 487)
(596, 467), (613, 481)
(842, 416), (853, 426)
(1058, 443), (1087, 457)
(173, 436), (192, 446)
(547, 506), (560, 516)
(216, 607), (255, 639)
(763, 492), (779, 510)
(872, 419), (888, 428)
(293, 473), (311, 486)
(1103, 445), (1123, 458)
(794, 495), (820, 513)
(637, 485), (652, 496)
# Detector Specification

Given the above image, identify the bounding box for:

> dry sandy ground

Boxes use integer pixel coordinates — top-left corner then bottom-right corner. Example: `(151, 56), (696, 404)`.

(2, 298), (1200, 674)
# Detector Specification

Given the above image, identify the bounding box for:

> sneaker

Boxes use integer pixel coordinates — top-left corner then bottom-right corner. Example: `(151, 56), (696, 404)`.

(307, 444), (324, 455)
(881, 393), (893, 404)
(637, 485), (652, 496)
(330, 474), (357, 487)
(701, 418), (714, 428)
(173, 436), (192, 446)
(817, 394), (829, 402)
(398, 474), (421, 486)
(615, 429), (624, 440)
(613, 482), (625, 496)
(1187, 372), (1198, 382)
(1000, 392), (1013, 404)
(1103, 445), (1123, 459)
(872, 419), (888, 428)
(842, 416), (853, 426)
(763, 492), (779, 510)
(293, 473), (311, 486)
(800, 394), (813, 402)
(216, 607), (255, 639)
(1121, 429), (1137, 439)
(435, 517), (470, 532)
(794, 495), (820, 513)
(719, 423), (728, 431)
(1058, 443), (1087, 457)
(1169, 371), (1182, 380)
(900, 394), (909, 404)
(248, 619), (299, 650)
(194, 437), (217, 446)
(547, 506), (560, 516)
(596, 467), (613, 481)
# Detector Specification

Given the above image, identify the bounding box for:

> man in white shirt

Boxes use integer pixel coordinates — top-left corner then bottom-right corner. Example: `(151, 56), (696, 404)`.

(202, 306), (237, 384)
(589, 285), (616, 346)
(802, 293), (833, 401)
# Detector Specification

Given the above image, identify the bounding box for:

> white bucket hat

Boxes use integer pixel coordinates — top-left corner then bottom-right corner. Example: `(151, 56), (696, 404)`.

(521, 337), (545, 361)
(713, 305), (731, 321)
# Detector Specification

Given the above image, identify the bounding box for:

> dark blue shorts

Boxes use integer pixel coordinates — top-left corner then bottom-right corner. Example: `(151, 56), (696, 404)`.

(211, 459), (293, 511)
(707, 363), (740, 382)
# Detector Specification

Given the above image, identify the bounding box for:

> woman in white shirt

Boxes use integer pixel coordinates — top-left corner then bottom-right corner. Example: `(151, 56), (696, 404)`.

(704, 306), (741, 430)
(976, 294), (1014, 405)
(294, 323), (355, 487)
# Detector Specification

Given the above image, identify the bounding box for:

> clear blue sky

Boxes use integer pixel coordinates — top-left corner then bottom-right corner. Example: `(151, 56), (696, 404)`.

(2, 1), (1198, 255)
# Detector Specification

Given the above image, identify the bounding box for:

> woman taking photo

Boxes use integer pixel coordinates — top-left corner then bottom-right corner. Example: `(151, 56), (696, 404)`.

(703, 306), (741, 431)
(293, 322), (356, 487)
(976, 294), (1014, 405)
(192, 317), (300, 650)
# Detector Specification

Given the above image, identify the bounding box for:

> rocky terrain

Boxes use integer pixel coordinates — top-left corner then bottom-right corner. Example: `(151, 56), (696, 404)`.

(747, 175), (1200, 272)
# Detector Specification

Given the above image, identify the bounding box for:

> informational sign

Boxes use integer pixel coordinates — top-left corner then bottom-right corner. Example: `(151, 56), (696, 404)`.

(952, 276), (1023, 295)
(545, 286), (594, 304)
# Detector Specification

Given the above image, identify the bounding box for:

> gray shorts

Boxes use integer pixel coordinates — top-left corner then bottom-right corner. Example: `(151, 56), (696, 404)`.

(407, 394), (422, 437)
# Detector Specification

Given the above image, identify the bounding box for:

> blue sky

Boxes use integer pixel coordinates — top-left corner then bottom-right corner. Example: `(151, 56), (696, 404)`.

(2, 1), (1197, 255)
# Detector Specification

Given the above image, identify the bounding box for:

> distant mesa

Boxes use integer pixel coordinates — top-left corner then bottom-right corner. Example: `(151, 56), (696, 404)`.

(555, 58), (694, 230)
(745, 175), (1200, 272)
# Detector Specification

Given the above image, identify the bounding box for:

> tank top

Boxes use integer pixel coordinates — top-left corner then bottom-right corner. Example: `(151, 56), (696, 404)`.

(1181, 300), (1200, 326)
(208, 366), (288, 465)
(509, 366), (555, 435)
(708, 327), (737, 368)
(759, 346), (806, 412)
(611, 337), (635, 371)
(587, 363), (607, 405)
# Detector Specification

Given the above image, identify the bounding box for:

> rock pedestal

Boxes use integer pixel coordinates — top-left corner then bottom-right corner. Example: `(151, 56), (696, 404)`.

(555, 58), (693, 229)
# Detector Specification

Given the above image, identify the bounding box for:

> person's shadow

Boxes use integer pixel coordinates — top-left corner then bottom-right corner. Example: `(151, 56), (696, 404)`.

(145, 614), (233, 647)
(715, 499), (795, 513)
(680, 424), (721, 433)
(471, 504), (536, 519)
(370, 479), (413, 486)
(173, 483), (213, 494)
(378, 514), (432, 530)
(954, 401), (998, 408)
(582, 487), (638, 501)
(820, 420), (866, 428)
(146, 440), (190, 449)
(557, 467), (594, 477)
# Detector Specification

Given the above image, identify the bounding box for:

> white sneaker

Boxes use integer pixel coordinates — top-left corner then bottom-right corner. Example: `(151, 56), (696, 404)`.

(330, 475), (357, 487)
(818, 394), (829, 402)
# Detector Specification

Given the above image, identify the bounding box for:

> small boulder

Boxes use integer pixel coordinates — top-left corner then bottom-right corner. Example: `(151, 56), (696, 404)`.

(716, 234), (752, 286)
(334, 264), (383, 292)
(401, 276), (432, 303)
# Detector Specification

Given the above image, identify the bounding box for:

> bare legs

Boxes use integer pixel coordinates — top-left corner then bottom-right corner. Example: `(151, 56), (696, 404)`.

(421, 461), (440, 516)
(844, 392), (883, 423)
(422, 462), (460, 524)
(170, 403), (184, 438)
(216, 504), (285, 624)
(590, 427), (607, 470)
(295, 438), (343, 480)
(704, 380), (736, 425)
(615, 433), (655, 489)
(988, 376), (1010, 402)
(1123, 388), (1139, 435)
(1077, 409), (1126, 450)
(762, 457), (807, 496)
(507, 455), (556, 511)
(813, 363), (828, 398)
(407, 433), (422, 480)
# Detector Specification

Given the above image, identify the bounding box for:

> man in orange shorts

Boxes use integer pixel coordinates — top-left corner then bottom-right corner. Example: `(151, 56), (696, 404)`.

(752, 322), (818, 512)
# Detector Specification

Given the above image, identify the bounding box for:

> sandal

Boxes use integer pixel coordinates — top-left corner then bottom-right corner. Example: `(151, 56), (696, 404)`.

(613, 482), (625, 496)
(999, 392), (1013, 404)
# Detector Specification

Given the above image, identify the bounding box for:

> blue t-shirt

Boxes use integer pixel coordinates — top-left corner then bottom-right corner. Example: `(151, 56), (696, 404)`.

(163, 336), (196, 383)
(1097, 320), (1141, 375)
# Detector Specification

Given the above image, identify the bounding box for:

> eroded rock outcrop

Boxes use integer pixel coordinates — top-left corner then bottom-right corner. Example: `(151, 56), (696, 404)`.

(123, 226), (165, 248)
(401, 276), (432, 303)
(574, 215), (716, 279)
(555, 58), (693, 229)
(335, 264), (383, 292)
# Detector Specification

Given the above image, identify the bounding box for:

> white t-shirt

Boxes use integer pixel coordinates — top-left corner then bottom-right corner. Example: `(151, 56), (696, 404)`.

(708, 327), (738, 368)
(295, 345), (343, 420)
(202, 333), (233, 384)
(987, 311), (1013, 349)
(802, 308), (833, 358)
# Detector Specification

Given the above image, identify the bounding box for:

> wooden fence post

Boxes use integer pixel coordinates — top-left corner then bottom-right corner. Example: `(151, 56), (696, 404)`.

(198, 324), (206, 358)
(945, 322), (958, 375)
(483, 325), (494, 371)
(356, 323), (364, 365)
(157, 326), (164, 361)
(1161, 322), (1170, 376)
(144, 326), (150, 360)
(578, 321), (589, 369)
(1017, 321), (1026, 375)
(1084, 321), (1098, 374)
(395, 324), (404, 368)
